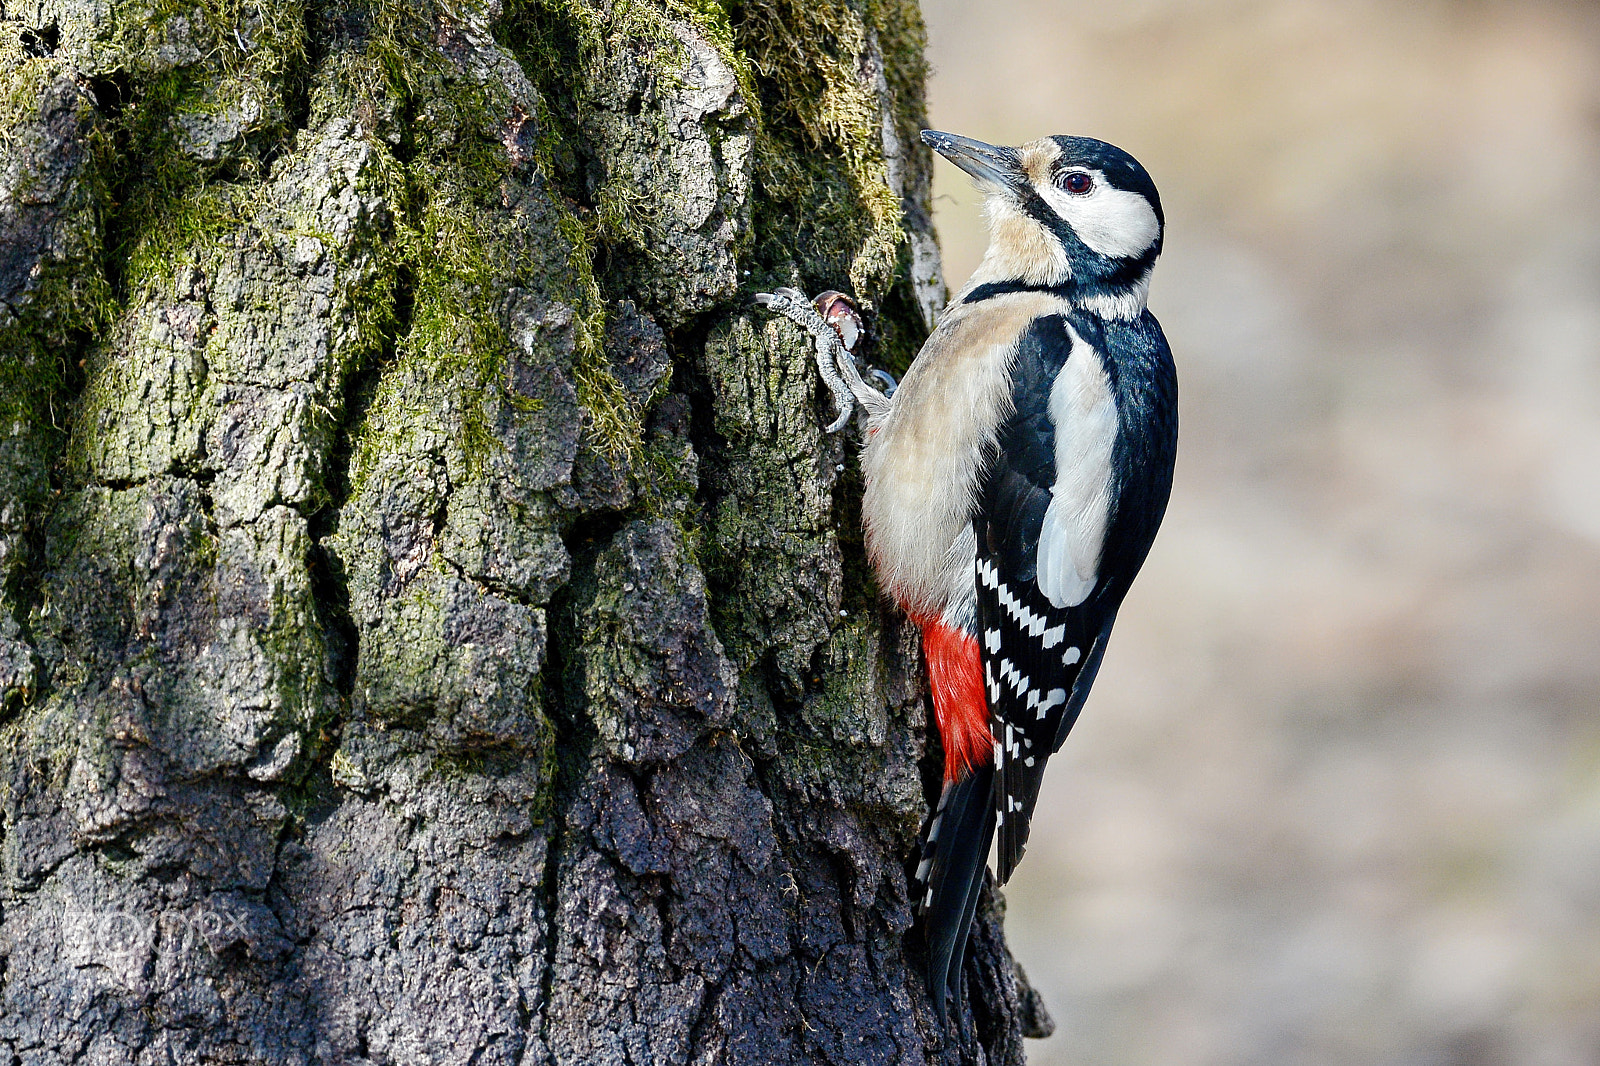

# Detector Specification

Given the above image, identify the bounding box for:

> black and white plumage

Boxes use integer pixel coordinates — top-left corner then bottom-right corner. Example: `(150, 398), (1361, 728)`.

(978, 305), (1177, 883)
(758, 130), (1178, 1024)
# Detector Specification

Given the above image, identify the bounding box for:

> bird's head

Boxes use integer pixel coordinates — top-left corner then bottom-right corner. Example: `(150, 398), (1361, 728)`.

(923, 130), (1163, 312)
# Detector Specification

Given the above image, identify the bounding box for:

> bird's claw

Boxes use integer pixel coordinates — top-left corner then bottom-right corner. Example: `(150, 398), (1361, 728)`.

(866, 367), (898, 397)
(754, 288), (893, 433)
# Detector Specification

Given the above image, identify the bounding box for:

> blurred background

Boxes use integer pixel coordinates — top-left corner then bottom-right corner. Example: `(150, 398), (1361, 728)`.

(917, 1), (1600, 1063)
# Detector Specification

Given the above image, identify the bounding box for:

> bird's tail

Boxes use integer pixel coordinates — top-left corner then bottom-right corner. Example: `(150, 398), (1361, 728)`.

(915, 763), (997, 1022)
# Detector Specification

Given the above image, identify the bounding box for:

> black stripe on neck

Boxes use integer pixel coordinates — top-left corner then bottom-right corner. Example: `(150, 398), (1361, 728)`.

(961, 271), (1151, 312)
(962, 280), (1071, 304)
(1013, 185), (1162, 289)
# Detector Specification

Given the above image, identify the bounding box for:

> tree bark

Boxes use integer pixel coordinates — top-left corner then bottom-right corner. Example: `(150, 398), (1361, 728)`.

(0, 1), (1050, 1062)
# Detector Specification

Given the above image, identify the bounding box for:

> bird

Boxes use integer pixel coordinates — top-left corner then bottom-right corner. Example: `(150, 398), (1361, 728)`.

(757, 129), (1178, 1022)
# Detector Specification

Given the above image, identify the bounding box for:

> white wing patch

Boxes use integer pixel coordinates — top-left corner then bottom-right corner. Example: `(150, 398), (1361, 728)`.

(1035, 324), (1118, 608)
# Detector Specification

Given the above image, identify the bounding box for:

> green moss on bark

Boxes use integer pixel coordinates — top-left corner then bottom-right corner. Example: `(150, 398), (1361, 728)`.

(0, 59), (110, 437)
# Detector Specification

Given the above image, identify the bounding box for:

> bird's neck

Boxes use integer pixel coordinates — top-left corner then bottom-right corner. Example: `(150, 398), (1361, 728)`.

(971, 202), (1072, 288)
(1072, 269), (1151, 321)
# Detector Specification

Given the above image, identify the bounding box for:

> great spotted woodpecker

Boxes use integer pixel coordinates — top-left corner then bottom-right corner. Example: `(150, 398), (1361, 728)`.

(759, 130), (1177, 1020)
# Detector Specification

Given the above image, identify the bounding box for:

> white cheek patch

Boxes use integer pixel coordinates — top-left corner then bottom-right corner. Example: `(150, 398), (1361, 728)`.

(1035, 324), (1117, 609)
(1038, 172), (1160, 260)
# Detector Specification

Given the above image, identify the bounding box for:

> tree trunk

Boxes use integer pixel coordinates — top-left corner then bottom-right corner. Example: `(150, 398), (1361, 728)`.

(0, 1), (1050, 1062)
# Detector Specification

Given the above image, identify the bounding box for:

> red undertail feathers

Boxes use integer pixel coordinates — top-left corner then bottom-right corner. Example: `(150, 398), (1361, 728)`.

(916, 617), (991, 783)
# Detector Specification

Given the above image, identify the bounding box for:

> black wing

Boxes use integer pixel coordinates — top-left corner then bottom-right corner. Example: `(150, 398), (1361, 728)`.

(975, 515), (1109, 883)
(976, 310), (1177, 883)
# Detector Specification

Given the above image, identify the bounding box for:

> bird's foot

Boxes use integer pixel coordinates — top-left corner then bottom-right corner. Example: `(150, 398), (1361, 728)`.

(754, 287), (894, 433)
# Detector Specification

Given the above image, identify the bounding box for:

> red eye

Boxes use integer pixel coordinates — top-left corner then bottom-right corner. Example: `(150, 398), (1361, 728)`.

(1063, 171), (1093, 194)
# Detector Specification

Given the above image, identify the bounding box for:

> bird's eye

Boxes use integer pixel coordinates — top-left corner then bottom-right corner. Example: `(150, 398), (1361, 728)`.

(1061, 171), (1094, 195)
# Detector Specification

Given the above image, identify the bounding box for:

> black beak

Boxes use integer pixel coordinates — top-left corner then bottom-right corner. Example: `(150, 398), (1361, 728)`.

(921, 130), (1025, 193)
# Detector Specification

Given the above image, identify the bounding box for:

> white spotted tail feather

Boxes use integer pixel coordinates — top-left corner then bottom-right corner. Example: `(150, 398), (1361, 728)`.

(913, 761), (997, 1022)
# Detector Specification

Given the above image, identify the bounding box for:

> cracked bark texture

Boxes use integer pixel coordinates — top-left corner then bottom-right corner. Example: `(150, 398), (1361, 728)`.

(0, 0), (1048, 1062)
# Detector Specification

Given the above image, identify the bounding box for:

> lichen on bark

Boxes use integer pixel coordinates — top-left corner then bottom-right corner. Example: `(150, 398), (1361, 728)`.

(0, 0), (1046, 1062)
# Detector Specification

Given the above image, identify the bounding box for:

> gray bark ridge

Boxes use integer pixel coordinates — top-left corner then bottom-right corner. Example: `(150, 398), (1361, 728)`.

(0, 0), (1050, 1062)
